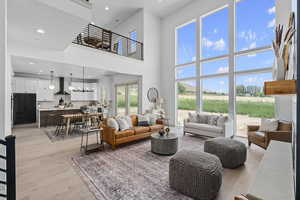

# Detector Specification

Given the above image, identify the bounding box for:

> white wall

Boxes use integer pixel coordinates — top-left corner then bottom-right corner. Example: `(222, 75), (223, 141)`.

(9, 8), (161, 116)
(275, 0), (293, 121)
(0, 0), (11, 138)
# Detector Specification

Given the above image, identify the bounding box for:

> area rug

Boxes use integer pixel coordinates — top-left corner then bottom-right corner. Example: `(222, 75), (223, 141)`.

(44, 128), (83, 142)
(72, 133), (206, 200)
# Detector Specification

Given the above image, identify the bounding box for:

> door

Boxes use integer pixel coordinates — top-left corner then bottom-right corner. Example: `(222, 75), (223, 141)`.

(116, 85), (126, 115)
(115, 83), (139, 115)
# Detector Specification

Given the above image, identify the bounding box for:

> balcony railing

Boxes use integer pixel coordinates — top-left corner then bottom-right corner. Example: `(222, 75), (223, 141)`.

(73, 24), (144, 61)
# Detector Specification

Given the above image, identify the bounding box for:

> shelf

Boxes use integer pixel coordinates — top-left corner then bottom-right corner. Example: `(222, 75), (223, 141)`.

(264, 80), (296, 95)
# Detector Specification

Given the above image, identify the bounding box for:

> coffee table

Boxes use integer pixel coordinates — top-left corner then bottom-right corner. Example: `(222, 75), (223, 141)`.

(151, 133), (178, 155)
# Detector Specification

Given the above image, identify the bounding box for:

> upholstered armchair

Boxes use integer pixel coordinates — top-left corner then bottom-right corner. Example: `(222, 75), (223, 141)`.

(247, 121), (292, 149)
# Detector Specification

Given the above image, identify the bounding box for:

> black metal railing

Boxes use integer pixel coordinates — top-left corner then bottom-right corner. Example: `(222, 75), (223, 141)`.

(0, 136), (16, 200)
(73, 24), (144, 61)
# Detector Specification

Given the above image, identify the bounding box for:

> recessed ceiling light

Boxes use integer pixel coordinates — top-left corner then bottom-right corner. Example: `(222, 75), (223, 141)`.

(29, 62), (35, 65)
(36, 29), (45, 34)
(105, 6), (109, 11)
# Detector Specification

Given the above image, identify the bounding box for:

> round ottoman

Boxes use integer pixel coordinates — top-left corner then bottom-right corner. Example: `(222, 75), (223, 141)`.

(169, 150), (222, 200)
(204, 138), (247, 169)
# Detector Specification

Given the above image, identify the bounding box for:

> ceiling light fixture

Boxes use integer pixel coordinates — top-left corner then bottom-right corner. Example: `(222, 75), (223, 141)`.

(29, 62), (35, 65)
(105, 6), (109, 11)
(49, 71), (55, 90)
(36, 29), (45, 34)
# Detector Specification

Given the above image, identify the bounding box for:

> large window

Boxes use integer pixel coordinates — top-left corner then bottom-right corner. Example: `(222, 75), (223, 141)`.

(174, 0), (276, 136)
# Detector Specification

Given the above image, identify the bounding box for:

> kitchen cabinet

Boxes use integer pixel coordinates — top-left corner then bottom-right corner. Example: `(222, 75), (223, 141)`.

(13, 77), (38, 93)
(37, 80), (54, 102)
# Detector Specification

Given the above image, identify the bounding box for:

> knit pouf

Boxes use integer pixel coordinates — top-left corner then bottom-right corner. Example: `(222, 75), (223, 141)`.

(204, 138), (247, 169)
(169, 150), (222, 200)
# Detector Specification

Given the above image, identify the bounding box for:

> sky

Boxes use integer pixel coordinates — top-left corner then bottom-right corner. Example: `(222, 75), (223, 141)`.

(176, 0), (275, 93)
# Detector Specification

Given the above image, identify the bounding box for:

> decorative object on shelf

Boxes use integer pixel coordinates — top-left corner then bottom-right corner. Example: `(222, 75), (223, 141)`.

(272, 12), (296, 81)
(68, 73), (74, 91)
(49, 71), (55, 90)
(158, 128), (165, 136)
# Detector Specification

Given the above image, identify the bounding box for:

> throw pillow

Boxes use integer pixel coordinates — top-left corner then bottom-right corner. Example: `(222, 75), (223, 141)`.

(217, 115), (228, 128)
(198, 113), (209, 124)
(259, 118), (278, 132)
(116, 116), (130, 131)
(107, 118), (119, 130)
(188, 112), (198, 123)
(124, 116), (133, 128)
(208, 115), (219, 126)
(137, 114), (150, 126)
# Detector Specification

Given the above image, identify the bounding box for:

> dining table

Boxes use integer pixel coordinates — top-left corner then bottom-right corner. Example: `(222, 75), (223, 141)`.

(61, 112), (102, 136)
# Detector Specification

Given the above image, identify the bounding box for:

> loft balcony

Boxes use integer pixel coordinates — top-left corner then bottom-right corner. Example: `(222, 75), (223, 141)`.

(73, 24), (144, 61)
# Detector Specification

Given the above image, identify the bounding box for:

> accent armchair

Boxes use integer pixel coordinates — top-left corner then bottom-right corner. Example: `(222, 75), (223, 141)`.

(247, 120), (292, 149)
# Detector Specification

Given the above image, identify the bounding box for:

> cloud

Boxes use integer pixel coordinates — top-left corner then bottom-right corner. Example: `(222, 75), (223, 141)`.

(267, 18), (276, 28)
(213, 28), (218, 34)
(244, 77), (257, 84)
(268, 6), (275, 15)
(214, 38), (225, 51)
(217, 66), (229, 73)
(239, 30), (256, 42)
(202, 38), (214, 48)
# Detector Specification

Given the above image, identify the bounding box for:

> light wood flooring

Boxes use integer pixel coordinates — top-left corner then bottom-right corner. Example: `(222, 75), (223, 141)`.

(13, 126), (265, 200)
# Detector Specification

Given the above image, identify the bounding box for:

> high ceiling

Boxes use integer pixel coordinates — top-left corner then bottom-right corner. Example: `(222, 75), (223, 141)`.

(91, 0), (194, 28)
(12, 56), (118, 79)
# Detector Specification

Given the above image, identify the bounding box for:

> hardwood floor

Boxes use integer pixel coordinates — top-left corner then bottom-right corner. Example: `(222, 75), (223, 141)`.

(13, 126), (265, 200)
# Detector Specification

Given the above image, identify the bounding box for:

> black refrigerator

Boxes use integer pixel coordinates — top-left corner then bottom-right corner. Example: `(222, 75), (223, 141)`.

(13, 93), (36, 125)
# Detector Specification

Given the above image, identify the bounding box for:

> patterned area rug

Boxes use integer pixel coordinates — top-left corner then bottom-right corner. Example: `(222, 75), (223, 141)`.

(72, 133), (206, 200)
(44, 128), (83, 142)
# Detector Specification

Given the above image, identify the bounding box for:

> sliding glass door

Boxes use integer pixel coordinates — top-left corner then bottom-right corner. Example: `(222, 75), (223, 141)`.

(115, 83), (139, 115)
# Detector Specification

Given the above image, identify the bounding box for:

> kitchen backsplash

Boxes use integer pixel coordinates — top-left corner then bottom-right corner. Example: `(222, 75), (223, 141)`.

(38, 95), (95, 109)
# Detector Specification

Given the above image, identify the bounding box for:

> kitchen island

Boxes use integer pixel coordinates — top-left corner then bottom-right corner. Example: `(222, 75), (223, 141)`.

(37, 107), (81, 128)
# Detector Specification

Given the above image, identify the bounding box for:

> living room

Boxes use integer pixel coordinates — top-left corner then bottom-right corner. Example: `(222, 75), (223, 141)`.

(0, 0), (299, 200)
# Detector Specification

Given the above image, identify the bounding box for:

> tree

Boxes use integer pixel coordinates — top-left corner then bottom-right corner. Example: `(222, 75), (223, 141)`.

(236, 85), (246, 96)
(177, 82), (186, 94)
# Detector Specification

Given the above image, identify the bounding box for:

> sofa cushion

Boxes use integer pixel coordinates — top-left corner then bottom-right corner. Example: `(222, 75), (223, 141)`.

(185, 123), (223, 133)
(208, 115), (219, 126)
(188, 112), (198, 123)
(248, 131), (265, 142)
(134, 126), (151, 135)
(115, 130), (135, 139)
(116, 116), (130, 131)
(137, 115), (150, 126)
(217, 116), (228, 128)
(259, 118), (278, 132)
(150, 124), (164, 132)
(107, 118), (119, 130)
(198, 113), (209, 124)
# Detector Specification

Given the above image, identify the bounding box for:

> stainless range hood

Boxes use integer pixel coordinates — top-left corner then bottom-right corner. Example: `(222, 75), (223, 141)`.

(54, 77), (70, 95)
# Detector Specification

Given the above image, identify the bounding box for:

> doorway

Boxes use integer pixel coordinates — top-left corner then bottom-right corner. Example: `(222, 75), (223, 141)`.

(115, 83), (139, 115)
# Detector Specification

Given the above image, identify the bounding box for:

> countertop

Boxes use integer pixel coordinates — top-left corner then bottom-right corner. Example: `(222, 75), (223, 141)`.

(38, 107), (81, 111)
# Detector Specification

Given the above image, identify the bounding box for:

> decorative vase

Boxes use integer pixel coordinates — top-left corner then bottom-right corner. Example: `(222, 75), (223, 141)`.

(274, 57), (285, 80)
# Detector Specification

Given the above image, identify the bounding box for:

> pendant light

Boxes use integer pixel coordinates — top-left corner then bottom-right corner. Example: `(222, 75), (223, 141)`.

(68, 73), (74, 91)
(82, 66), (86, 92)
(49, 71), (55, 90)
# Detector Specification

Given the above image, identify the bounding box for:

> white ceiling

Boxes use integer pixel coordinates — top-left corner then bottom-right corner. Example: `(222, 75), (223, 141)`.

(8, 0), (88, 51)
(12, 56), (118, 79)
(92, 0), (194, 28)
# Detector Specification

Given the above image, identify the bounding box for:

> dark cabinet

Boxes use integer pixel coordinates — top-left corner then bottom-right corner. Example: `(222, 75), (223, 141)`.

(13, 93), (36, 125)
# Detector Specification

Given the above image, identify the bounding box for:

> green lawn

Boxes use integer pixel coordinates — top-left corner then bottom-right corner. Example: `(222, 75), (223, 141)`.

(178, 98), (275, 118)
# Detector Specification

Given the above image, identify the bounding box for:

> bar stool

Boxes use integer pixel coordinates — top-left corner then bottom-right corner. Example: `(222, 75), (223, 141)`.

(71, 114), (86, 135)
(54, 115), (67, 137)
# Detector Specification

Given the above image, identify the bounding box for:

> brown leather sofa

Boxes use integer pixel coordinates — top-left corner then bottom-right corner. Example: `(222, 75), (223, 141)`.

(247, 120), (292, 149)
(102, 115), (164, 149)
